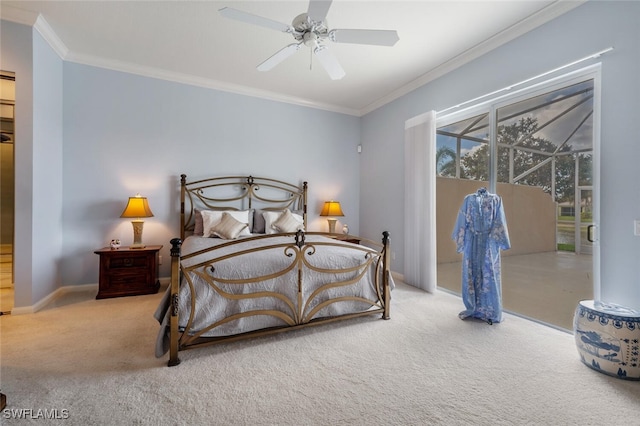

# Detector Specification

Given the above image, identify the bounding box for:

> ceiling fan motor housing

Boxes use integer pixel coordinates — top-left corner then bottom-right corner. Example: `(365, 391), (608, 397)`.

(292, 13), (328, 44)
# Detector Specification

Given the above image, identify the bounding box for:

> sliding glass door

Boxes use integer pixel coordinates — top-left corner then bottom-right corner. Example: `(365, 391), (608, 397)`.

(435, 68), (600, 330)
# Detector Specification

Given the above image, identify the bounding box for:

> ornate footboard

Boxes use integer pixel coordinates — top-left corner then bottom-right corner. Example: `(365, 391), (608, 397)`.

(164, 230), (391, 366)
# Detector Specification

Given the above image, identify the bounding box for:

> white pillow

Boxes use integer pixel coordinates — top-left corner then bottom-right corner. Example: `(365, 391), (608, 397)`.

(210, 212), (249, 240)
(263, 210), (304, 234)
(202, 210), (251, 238)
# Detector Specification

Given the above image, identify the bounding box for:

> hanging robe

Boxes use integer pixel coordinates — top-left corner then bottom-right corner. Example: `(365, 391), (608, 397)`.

(452, 188), (511, 323)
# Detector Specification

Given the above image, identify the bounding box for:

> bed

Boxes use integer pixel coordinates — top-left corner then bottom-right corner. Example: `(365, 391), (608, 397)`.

(154, 174), (392, 366)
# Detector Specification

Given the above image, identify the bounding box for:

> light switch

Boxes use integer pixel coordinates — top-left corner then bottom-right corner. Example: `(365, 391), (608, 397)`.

(635, 220), (640, 236)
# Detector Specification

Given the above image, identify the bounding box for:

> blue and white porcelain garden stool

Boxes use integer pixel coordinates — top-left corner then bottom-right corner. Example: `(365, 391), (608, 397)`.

(573, 300), (640, 380)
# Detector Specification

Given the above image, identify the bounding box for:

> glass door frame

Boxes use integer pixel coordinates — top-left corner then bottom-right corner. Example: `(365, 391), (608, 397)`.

(436, 63), (602, 300)
(578, 186), (593, 255)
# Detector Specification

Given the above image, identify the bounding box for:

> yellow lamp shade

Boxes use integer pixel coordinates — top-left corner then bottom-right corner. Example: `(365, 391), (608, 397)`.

(120, 194), (154, 218)
(319, 201), (344, 217)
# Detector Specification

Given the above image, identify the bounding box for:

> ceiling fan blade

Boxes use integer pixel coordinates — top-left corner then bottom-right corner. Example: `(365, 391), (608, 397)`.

(257, 43), (303, 72)
(314, 45), (345, 80)
(307, 0), (333, 23)
(330, 29), (399, 46)
(219, 7), (292, 33)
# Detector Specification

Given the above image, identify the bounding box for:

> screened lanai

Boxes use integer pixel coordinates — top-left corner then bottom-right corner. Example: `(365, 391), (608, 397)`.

(437, 78), (594, 255)
(435, 77), (595, 330)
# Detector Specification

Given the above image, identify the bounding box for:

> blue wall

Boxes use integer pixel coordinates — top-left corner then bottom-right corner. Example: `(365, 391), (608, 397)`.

(32, 27), (63, 304)
(61, 63), (360, 285)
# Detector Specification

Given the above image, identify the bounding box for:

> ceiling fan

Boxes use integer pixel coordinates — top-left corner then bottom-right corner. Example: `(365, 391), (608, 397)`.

(219, 0), (399, 80)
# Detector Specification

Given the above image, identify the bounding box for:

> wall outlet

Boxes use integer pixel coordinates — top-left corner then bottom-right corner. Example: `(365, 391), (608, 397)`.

(635, 220), (640, 236)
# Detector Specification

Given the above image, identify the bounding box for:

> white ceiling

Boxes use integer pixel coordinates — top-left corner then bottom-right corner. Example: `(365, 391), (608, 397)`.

(1, 1), (582, 116)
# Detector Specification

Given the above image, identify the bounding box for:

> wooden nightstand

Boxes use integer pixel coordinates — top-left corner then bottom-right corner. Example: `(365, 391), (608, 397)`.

(94, 245), (162, 299)
(331, 235), (361, 244)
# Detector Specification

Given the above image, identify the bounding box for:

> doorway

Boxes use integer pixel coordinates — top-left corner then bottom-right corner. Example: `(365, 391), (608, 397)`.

(0, 71), (15, 314)
(435, 67), (599, 330)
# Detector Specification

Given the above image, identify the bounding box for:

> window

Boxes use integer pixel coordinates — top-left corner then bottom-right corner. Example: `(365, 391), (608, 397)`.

(437, 80), (594, 205)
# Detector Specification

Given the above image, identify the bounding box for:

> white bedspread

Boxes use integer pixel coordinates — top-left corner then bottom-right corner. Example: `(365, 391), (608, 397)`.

(154, 234), (393, 357)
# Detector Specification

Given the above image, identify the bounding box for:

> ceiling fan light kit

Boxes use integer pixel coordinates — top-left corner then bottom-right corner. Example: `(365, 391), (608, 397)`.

(219, 0), (399, 80)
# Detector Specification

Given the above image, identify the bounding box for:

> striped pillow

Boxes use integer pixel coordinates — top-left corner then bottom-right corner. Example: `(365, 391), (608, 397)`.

(272, 209), (304, 233)
(211, 212), (249, 240)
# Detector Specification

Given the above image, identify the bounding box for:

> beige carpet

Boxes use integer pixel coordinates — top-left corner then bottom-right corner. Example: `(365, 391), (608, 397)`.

(0, 281), (638, 425)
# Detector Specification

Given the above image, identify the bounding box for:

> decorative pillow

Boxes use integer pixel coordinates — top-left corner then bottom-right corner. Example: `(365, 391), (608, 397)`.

(263, 210), (304, 234)
(210, 212), (249, 240)
(202, 210), (252, 238)
(195, 209), (253, 236)
(272, 209), (305, 233)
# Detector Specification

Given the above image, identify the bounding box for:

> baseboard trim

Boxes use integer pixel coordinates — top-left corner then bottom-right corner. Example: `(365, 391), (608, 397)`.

(390, 271), (404, 283)
(10, 277), (172, 315)
(11, 283), (98, 315)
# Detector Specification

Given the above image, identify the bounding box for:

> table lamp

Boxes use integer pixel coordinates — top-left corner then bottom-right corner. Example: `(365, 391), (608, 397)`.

(120, 194), (154, 249)
(320, 200), (344, 233)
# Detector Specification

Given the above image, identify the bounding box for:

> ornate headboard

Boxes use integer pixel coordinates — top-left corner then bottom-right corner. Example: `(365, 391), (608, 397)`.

(179, 174), (308, 240)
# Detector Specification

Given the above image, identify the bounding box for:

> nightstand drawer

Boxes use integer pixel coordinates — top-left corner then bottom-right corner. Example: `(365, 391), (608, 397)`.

(108, 255), (149, 270)
(108, 270), (149, 286)
(331, 236), (361, 245)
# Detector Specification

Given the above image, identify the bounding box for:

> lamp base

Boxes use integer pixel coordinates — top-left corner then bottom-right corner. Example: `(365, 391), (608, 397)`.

(130, 220), (146, 249)
(327, 218), (337, 233)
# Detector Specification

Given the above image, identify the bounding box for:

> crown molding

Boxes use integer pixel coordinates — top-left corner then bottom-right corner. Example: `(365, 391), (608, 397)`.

(33, 14), (69, 58)
(0, 4), (38, 26)
(1, 5), (69, 59)
(64, 51), (360, 116)
(358, 0), (586, 116)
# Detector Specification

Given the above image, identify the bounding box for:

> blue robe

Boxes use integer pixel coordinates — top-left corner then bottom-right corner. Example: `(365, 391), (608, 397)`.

(452, 188), (510, 323)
